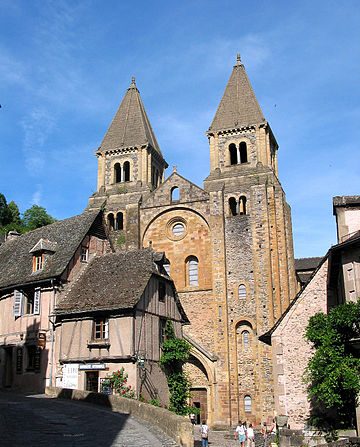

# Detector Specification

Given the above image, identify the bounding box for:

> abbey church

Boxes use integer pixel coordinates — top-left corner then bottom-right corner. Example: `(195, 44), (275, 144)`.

(88, 55), (298, 427)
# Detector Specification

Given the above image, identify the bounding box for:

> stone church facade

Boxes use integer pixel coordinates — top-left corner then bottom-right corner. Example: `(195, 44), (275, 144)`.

(88, 55), (297, 428)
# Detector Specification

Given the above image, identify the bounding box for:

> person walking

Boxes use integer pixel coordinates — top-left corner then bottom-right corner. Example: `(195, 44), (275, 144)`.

(246, 423), (255, 447)
(200, 420), (209, 447)
(190, 413), (196, 425)
(235, 421), (246, 447)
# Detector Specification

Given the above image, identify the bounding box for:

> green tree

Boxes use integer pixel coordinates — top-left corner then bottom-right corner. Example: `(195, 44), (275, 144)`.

(0, 193), (11, 226)
(305, 300), (360, 433)
(160, 320), (193, 415)
(7, 201), (21, 225)
(22, 205), (56, 230)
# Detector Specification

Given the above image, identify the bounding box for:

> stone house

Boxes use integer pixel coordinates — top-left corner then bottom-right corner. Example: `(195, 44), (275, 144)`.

(0, 210), (108, 392)
(54, 249), (188, 403)
(260, 196), (360, 431)
(87, 55), (298, 427)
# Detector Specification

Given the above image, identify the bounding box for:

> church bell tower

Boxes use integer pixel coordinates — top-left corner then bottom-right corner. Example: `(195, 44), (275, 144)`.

(204, 54), (297, 424)
(89, 77), (168, 249)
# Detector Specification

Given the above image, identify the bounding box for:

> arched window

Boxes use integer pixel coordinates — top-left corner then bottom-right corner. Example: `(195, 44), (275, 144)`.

(114, 163), (121, 183)
(171, 186), (180, 202)
(242, 330), (250, 349)
(229, 143), (237, 165)
(239, 196), (247, 215)
(244, 395), (252, 413)
(239, 142), (248, 163)
(123, 161), (130, 182)
(229, 197), (238, 216)
(187, 256), (199, 286)
(107, 213), (115, 230)
(116, 212), (123, 230)
(238, 284), (246, 299)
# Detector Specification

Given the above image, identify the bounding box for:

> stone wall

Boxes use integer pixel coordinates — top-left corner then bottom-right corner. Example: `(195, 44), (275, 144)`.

(271, 258), (328, 429)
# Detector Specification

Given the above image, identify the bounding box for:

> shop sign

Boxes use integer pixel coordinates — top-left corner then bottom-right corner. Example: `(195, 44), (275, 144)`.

(79, 363), (106, 370)
(62, 363), (79, 389)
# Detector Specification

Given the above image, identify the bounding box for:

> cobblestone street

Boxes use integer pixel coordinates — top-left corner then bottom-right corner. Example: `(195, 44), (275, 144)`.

(0, 391), (267, 447)
(0, 392), (178, 447)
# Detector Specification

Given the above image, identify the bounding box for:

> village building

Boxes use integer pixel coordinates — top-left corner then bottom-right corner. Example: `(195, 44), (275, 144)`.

(0, 209), (187, 400)
(87, 55), (298, 427)
(54, 248), (188, 402)
(0, 210), (109, 392)
(260, 196), (360, 431)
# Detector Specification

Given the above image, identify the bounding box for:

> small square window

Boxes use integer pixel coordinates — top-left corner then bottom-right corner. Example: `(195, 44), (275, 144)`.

(25, 293), (34, 315)
(81, 246), (89, 262)
(33, 254), (43, 272)
(93, 318), (109, 340)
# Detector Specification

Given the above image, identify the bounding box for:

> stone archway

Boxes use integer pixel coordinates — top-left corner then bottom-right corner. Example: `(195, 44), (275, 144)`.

(184, 353), (212, 425)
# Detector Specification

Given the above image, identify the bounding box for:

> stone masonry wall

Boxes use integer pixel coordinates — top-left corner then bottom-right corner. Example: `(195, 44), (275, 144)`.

(272, 258), (328, 429)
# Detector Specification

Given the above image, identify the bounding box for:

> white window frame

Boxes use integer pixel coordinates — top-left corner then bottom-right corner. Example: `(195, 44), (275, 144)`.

(80, 246), (89, 262)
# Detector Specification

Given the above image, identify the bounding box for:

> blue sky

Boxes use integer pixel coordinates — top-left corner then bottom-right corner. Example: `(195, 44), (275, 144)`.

(1, 0), (359, 258)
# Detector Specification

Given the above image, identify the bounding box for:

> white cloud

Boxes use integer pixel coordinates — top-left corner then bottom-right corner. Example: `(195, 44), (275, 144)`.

(31, 184), (43, 206)
(0, 46), (25, 85)
(21, 108), (56, 173)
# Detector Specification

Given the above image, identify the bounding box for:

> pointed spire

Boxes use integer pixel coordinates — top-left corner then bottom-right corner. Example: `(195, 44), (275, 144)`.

(99, 78), (162, 155)
(208, 55), (265, 133)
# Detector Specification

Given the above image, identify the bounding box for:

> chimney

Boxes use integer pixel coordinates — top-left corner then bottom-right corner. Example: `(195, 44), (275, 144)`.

(7, 230), (21, 241)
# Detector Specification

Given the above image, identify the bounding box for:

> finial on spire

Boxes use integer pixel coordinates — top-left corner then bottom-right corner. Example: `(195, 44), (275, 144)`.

(236, 53), (242, 66)
(173, 165), (177, 173)
(129, 76), (136, 89)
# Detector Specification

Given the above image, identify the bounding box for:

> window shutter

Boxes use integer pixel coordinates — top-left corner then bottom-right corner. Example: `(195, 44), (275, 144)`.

(34, 288), (41, 315)
(14, 290), (23, 317)
(104, 320), (109, 339)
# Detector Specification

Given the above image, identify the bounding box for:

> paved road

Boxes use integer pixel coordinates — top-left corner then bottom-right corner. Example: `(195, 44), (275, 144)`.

(0, 392), (178, 447)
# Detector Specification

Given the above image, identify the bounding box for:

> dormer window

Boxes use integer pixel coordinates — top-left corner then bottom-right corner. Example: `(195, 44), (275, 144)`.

(33, 254), (43, 272)
(81, 246), (89, 262)
(29, 238), (56, 273)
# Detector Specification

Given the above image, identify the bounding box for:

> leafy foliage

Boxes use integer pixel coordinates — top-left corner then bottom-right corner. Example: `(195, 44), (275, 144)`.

(160, 320), (194, 415)
(305, 300), (360, 431)
(0, 193), (56, 235)
(22, 205), (56, 230)
(0, 194), (12, 226)
(106, 367), (135, 398)
(7, 201), (21, 225)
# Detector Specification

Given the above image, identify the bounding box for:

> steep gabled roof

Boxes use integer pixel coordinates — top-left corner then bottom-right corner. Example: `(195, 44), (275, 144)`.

(99, 78), (162, 155)
(208, 55), (266, 133)
(55, 249), (189, 323)
(0, 210), (104, 291)
(295, 257), (323, 272)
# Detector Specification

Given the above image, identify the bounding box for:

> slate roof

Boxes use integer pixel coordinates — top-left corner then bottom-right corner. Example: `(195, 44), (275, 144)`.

(99, 78), (163, 155)
(56, 249), (188, 322)
(333, 195), (360, 209)
(208, 55), (266, 133)
(295, 257), (323, 272)
(0, 210), (103, 291)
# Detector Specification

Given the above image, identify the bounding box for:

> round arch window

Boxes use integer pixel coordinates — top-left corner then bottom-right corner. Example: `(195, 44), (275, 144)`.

(172, 222), (185, 237)
(166, 217), (187, 241)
